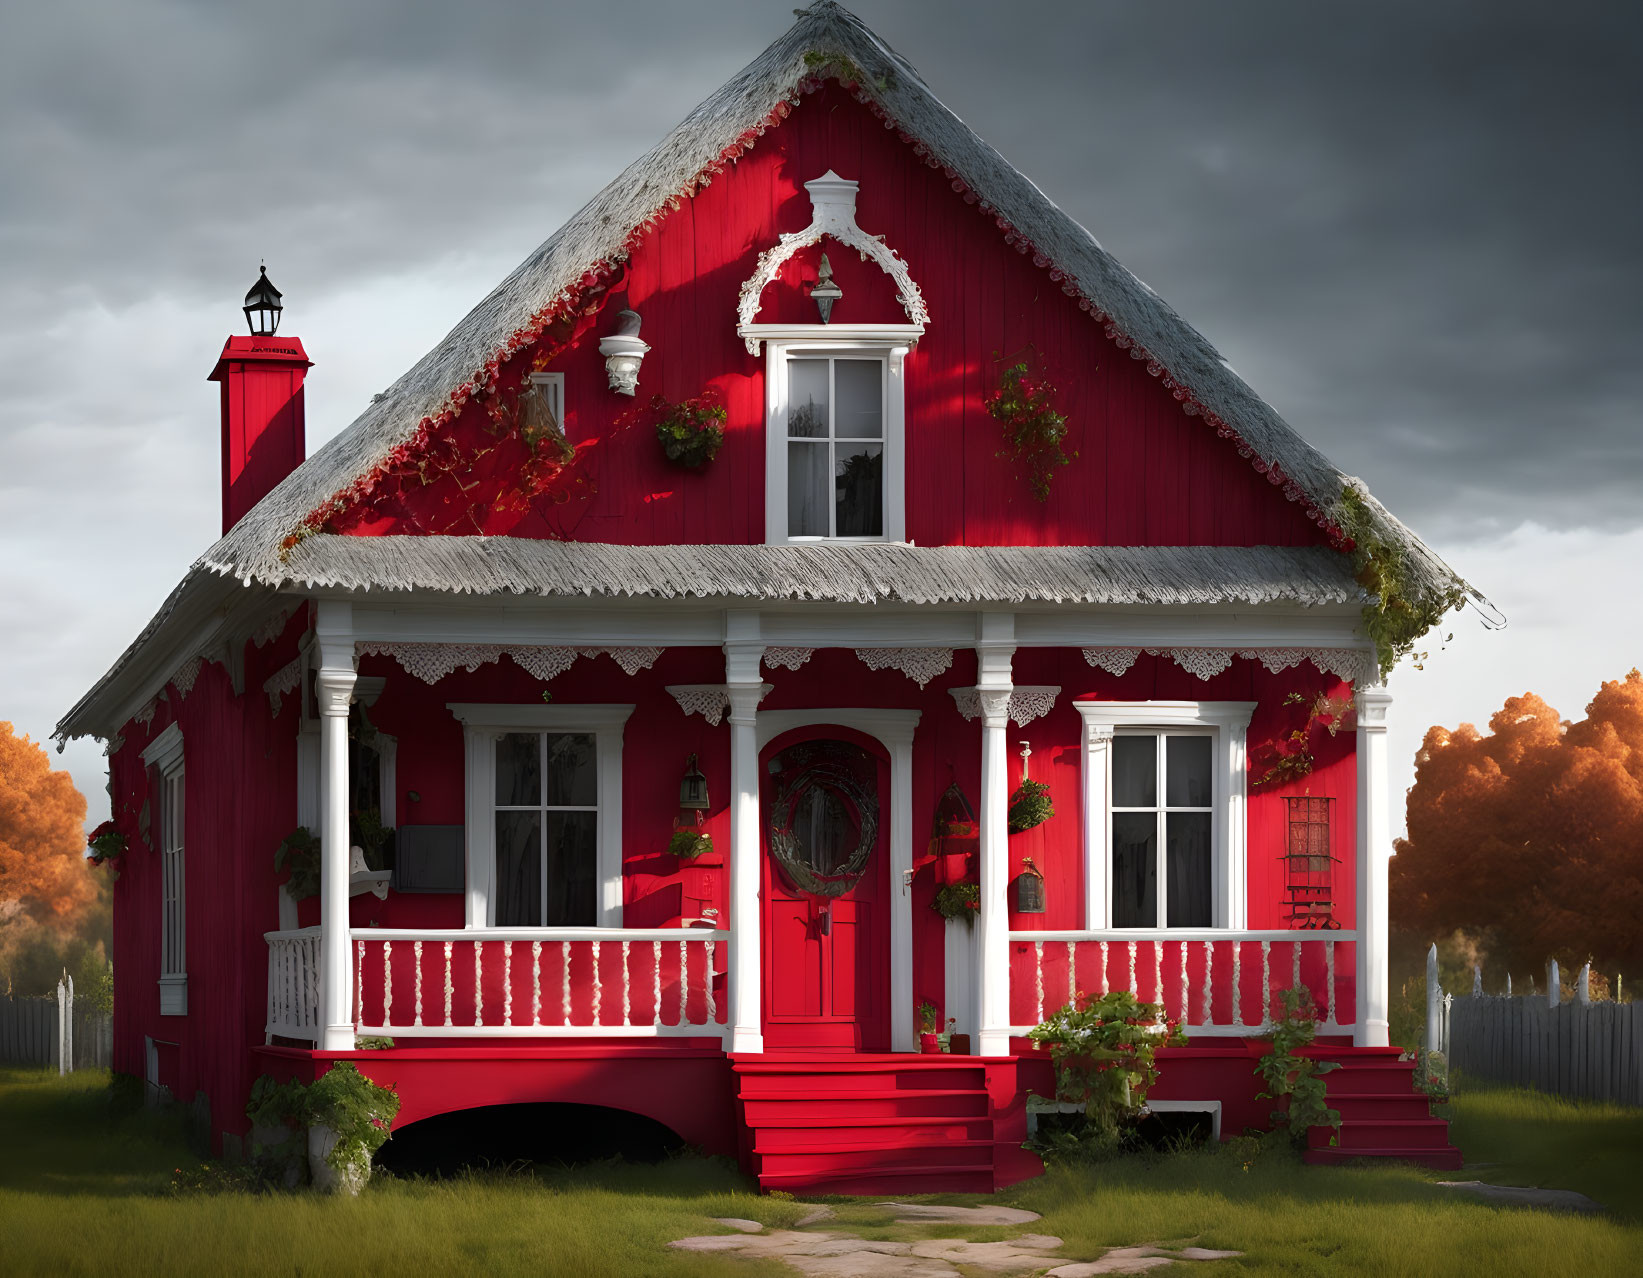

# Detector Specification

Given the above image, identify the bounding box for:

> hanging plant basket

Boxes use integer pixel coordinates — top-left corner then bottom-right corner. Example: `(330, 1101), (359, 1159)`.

(653, 390), (727, 469)
(86, 821), (127, 866)
(668, 827), (715, 861)
(932, 882), (981, 927)
(1008, 778), (1055, 833)
(985, 360), (1075, 501)
(925, 781), (979, 884)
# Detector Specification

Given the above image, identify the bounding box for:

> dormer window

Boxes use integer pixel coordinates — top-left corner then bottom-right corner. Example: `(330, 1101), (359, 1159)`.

(762, 338), (910, 543)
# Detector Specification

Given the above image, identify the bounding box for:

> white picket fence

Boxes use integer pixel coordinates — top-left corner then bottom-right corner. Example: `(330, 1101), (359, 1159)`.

(0, 975), (112, 1072)
(1427, 946), (1642, 1106)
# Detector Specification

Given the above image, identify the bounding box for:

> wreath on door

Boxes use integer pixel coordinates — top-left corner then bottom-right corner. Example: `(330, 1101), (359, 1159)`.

(767, 745), (880, 899)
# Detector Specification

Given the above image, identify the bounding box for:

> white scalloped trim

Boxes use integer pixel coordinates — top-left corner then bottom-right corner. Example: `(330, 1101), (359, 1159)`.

(355, 642), (664, 685)
(667, 685), (731, 726)
(763, 646), (815, 670)
(171, 656), (203, 699)
(1083, 645), (1375, 684)
(263, 656), (304, 717)
(855, 647), (953, 688)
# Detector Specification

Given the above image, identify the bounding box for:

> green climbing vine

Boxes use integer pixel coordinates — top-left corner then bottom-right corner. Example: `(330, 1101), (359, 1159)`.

(1333, 485), (1467, 680)
(1253, 987), (1341, 1145)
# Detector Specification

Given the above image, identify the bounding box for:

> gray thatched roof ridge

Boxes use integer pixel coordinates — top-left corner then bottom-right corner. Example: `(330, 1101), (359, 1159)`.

(199, 0), (1464, 605)
(255, 538), (1360, 608)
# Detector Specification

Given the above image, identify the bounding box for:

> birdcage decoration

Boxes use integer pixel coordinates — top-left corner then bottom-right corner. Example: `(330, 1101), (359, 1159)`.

(926, 780), (978, 885)
(1281, 796), (1338, 929)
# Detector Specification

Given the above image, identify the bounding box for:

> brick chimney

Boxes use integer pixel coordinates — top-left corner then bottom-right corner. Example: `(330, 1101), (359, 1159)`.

(209, 268), (311, 533)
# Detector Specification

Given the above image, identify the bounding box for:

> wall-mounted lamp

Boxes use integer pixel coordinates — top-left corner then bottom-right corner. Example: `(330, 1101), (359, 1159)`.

(811, 252), (843, 323)
(678, 752), (710, 812)
(597, 309), (649, 396)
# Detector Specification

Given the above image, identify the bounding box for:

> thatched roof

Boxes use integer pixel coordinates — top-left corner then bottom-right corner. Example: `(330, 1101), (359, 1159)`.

(57, 1), (1475, 742)
(258, 539), (1361, 607)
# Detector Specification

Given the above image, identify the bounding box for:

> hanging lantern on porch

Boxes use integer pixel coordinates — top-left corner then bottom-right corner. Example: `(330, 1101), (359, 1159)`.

(678, 753), (710, 811)
(1012, 856), (1046, 914)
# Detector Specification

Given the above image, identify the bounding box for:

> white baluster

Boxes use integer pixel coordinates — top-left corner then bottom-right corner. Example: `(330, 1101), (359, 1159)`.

(1152, 941), (1162, 1006)
(679, 939), (688, 1025)
(622, 940), (632, 1026)
(1201, 941), (1214, 1027)
(1034, 942), (1045, 1023)
(504, 941), (513, 1027)
(704, 940), (715, 1025)
(592, 942), (603, 1026)
(1293, 939), (1302, 999)
(443, 940), (453, 1026)
(1232, 943), (1244, 1028)
(1099, 940), (1108, 996)
(1326, 940), (1337, 1025)
(1260, 940), (1272, 1028)
(1066, 941), (1076, 1008)
(414, 940), (424, 1027)
(474, 940), (484, 1026)
(532, 940), (542, 1026)
(561, 941), (572, 1025)
(354, 939), (364, 1031)
(1127, 941), (1137, 995)
(1179, 942), (1188, 1025)
(652, 939), (662, 1027)
(382, 940), (392, 1027)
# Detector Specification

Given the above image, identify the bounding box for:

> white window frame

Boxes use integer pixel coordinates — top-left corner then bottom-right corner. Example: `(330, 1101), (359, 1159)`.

(1076, 702), (1255, 931)
(761, 331), (915, 545)
(448, 703), (634, 929)
(527, 371), (566, 435)
(141, 722), (187, 1015)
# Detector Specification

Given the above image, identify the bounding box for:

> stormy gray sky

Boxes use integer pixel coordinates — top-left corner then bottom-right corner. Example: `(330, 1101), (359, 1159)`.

(3, 0), (1640, 823)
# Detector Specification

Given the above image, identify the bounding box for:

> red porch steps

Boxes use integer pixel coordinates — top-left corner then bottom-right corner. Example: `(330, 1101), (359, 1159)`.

(1304, 1049), (1463, 1170)
(731, 1053), (1040, 1195)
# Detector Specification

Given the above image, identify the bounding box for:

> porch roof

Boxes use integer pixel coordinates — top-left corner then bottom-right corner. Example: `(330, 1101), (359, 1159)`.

(254, 536), (1362, 607)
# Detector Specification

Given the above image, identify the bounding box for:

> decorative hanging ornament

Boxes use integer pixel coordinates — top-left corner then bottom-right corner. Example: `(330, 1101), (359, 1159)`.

(925, 780), (978, 886)
(1013, 856), (1046, 914)
(811, 252), (843, 323)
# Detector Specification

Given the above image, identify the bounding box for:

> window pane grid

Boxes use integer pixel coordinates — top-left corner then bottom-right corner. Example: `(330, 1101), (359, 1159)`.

(1109, 731), (1213, 929)
(492, 731), (599, 927)
(786, 355), (884, 540)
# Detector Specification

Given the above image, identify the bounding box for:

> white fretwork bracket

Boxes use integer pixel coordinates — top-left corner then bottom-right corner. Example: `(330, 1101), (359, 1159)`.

(736, 171), (929, 353)
(763, 647), (815, 671)
(949, 685), (1061, 726)
(356, 642), (663, 685)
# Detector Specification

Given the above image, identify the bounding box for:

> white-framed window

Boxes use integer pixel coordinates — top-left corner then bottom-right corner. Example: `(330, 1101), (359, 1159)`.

(526, 371), (566, 438)
(448, 703), (633, 928)
(761, 334), (912, 544)
(1076, 702), (1255, 931)
(141, 722), (187, 1015)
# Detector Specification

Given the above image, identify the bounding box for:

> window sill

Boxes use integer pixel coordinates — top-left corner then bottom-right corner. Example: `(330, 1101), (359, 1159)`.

(158, 975), (188, 1017)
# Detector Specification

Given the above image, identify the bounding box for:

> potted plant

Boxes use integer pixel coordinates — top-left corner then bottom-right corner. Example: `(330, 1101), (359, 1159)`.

(303, 1063), (399, 1196)
(916, 1000), (941, 1053)
(86, 821), (127, 875)
(667, 827), (715, 861)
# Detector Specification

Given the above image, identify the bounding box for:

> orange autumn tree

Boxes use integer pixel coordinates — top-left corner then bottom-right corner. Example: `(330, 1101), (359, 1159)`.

(1391, 671), (1643, 977)
(0, 721), (96, 937)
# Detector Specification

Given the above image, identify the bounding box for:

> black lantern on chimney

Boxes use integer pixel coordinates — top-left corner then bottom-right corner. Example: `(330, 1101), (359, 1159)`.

(678, 753), (710, 812)
(243, 266), (283, 336)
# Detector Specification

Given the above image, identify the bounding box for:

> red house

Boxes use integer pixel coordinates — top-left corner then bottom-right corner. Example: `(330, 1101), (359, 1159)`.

(59, 3), (1473, 1189)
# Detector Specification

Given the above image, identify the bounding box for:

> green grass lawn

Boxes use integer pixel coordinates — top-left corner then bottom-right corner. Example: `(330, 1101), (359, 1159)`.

(1, 1066), (1639, 1277)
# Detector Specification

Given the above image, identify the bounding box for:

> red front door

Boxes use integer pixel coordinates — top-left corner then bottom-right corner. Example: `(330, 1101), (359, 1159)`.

(760, 732), (890, 1051)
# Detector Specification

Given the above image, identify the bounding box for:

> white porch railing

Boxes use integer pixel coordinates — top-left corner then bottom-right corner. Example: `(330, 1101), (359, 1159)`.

(1008, 930), (1357, 1037)
(266, 928), (323, 1041)
(265, 927), (729, 1043)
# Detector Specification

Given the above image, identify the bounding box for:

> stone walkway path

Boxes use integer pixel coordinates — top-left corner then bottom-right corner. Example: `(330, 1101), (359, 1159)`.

(670, 1202), (1242, 1276)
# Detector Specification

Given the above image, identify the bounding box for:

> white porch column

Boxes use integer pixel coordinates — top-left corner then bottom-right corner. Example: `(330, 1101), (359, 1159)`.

(316, 601), (357, 1051)
(1355, 686), (1393, 1047)
(725, 616), (767, 1054)
(976, 614), (1015, 1057)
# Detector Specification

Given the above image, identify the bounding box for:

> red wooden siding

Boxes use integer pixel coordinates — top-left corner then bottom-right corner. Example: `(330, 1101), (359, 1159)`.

(325, 85), (1328, 551)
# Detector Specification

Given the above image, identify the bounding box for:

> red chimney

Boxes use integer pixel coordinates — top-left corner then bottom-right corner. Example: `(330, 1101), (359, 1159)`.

(209, 268), (311, 533)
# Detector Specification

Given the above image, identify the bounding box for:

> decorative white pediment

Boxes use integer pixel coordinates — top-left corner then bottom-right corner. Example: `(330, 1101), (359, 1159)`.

(1082, 646), (1376, 686)
(736, 170), (929, 354)
(949, 686), (1061, 726)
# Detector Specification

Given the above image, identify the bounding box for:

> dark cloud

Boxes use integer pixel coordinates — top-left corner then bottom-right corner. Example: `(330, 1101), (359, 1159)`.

(2, 1), (1640, 809)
